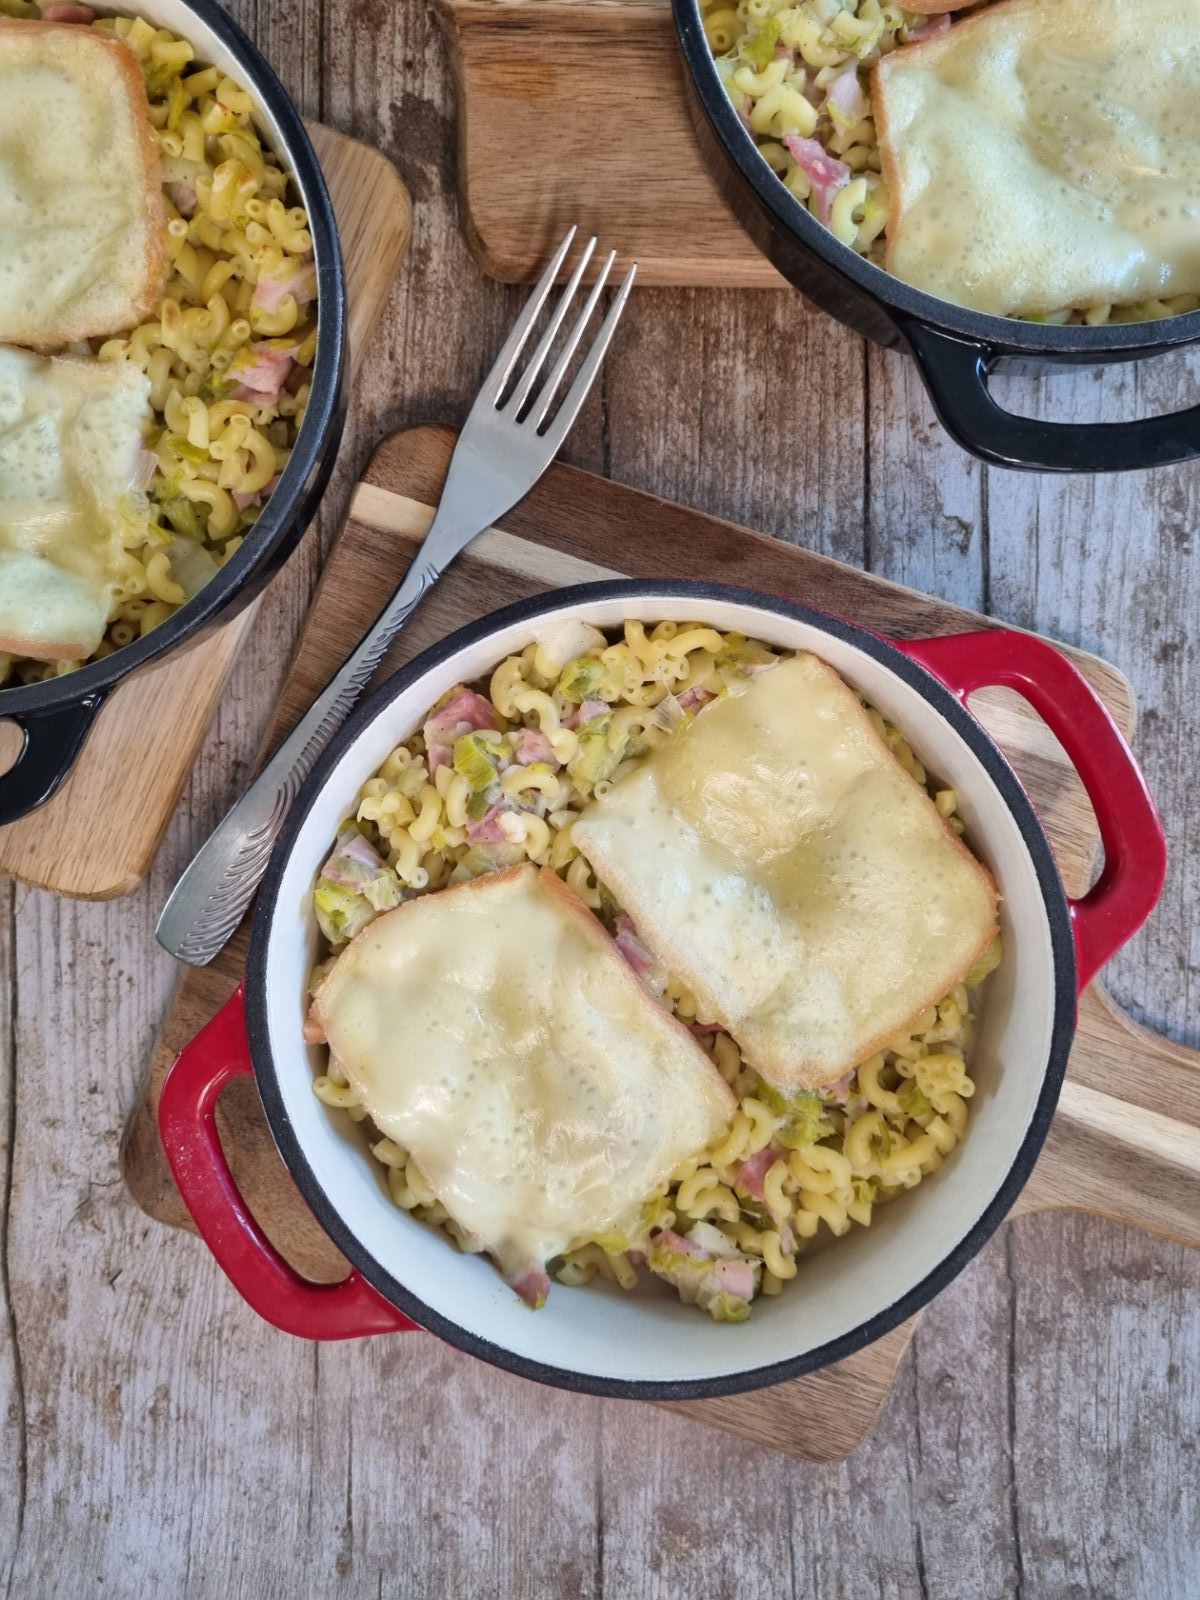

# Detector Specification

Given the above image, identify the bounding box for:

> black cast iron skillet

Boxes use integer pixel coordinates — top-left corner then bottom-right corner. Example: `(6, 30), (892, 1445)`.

(0, 0), (347, 826)
(674, 0), (1200, 474)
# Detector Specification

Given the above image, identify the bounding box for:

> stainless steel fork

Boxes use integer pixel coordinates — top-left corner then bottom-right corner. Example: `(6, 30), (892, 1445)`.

(156, 229), (636, 965)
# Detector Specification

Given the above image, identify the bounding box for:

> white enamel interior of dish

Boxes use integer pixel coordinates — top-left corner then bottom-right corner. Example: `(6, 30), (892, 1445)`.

(262, 595), (1055, 1386)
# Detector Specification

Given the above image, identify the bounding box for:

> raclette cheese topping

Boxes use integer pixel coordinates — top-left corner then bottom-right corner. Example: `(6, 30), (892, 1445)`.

(312, 864), (734, 1287)
(874, 0), (1200, 316)
(0, 21), (166, 345)
(572, 653), (999, 1091)
(0, 345), (151, 661)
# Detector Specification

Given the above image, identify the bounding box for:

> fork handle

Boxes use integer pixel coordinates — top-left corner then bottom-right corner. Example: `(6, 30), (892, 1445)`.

(155, 536), (450, 966)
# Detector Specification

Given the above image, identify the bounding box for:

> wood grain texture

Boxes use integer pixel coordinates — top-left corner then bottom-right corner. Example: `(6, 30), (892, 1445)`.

(0, 0), (1197, 1592)
(121, 434), (1200, 1474)
(0, 124), (412, 902)
(438, 0), (792, 287)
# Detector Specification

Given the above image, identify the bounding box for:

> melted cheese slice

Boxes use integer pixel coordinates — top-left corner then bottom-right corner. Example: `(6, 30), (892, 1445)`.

(874, 0), (1200, 316)
(0, 346), (151, 661)
(0, 22), (165, 344)
(313, 865), (734, 1281)
(572, 654), (999, 1091)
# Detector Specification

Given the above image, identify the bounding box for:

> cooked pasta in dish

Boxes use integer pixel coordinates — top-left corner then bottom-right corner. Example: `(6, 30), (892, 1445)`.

(703, 0), (1200, 325)
(0, 3), (317, 688)
(306, 620), (1003, 1323)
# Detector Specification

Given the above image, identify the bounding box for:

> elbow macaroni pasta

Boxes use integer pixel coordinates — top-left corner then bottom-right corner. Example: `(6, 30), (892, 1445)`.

(1, 6), (318, 689)
(307, 622), (1003, 1322)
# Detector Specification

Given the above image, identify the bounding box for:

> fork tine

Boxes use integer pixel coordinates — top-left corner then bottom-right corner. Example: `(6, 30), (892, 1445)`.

(504, 236), (597, 417)
(537, 262), (637, 446)
(477, 226), (577, 405)
(524, 249), (615, 433)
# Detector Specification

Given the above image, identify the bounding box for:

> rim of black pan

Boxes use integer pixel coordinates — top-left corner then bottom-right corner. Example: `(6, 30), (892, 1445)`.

(673, 0), (1200, 355)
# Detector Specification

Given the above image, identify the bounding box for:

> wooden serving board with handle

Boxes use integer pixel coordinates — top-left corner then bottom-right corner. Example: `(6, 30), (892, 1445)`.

(0, 125), (412, 901)
(121, 424), (1200, 1462)
(436, 0), (789, 287)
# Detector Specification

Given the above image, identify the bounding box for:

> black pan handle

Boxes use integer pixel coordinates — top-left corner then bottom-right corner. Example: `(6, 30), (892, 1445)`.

(0, 693), (108, 826)
(899, 316), (1200, 473)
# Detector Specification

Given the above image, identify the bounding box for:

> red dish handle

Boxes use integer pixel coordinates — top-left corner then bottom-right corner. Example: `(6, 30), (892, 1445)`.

(158, 986), (417, 1340)
(897, 630), (1167, 995)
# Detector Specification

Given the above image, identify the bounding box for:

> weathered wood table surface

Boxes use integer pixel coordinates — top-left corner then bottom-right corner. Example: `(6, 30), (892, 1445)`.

(1, 2), (1197, 1595)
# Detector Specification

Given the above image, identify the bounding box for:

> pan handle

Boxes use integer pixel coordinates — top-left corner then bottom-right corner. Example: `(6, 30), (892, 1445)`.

(897, 630), (1167, 993)
(0, 693), (107, 825)
(158, 986), (418, 1340)
(900, 317), (1200, 473)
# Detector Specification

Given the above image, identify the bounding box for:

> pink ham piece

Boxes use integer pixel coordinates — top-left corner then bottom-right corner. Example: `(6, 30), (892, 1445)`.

(564, 698), (608, 731)
(825, 68), (866, 130)
(823, 1070), (856, 1103)
(168, 182), (197, 218)
(41, 3), (95, 19)
(466, 801), (510, 845)
(424, 686), (497, 746)
(302, 1008), (326, 1045)
(252, 259), (317, 314)
(677, 685), (715, 714)
(706, 1257), (757, 1302)
(321, 829), (384, 890)
(511, 727), (557, 766)
(782, 134), (852, 224)
(231, 342), (295, 406)
(655, 1228), (705, 1259)
(736, 1145), (775, 1201)
(510, 1263), (551, 1310)
(612, 915), (663, 991)
(908, 12), (952, 38)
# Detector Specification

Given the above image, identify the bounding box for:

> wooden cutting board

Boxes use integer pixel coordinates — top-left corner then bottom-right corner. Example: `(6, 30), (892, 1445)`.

(436, 0), (789, 286)
(0, 125), (412, 900)
(121, 425), (1200, 1461)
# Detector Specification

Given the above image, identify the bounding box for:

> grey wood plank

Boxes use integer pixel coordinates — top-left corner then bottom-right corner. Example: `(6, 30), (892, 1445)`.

(1008, 1212), (1200, 1600)
(985, 365), (1200, 1044)
(0, 0), (1196, 1594)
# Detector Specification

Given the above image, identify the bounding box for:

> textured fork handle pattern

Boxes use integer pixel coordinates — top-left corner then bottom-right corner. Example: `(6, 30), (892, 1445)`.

(157, 561), (438, 965)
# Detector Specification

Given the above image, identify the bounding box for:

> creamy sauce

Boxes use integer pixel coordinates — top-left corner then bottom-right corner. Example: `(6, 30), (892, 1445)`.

(314, 865), (733, 1279)
(0, 346), (151, 659)
(876, 0), (1200, 316)
(0, 26), (162, 341)
(572, 654), (998, 1090)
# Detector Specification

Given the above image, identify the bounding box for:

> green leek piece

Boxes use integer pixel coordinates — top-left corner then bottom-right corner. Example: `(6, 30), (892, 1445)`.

(740, 15), (780, 70)
(313, 878), (376, 945)
(453, 732), (499, 792)
(558, 655), (622, 704)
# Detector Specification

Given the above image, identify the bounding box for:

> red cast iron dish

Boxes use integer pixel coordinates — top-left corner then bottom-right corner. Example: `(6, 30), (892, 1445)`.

(158, 583), (1166, 1396)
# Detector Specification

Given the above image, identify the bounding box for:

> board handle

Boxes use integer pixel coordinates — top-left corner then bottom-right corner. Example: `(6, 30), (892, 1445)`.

(158, 987), (418, 1340)
(898, 630), (1167, 993)
(1017, 987), (1200, 1249)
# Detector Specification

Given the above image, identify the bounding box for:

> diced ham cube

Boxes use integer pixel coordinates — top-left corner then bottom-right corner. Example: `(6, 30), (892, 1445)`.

(511, 727), (556, 766)
(782, 134), (852, 225)
(252, 259), (318, 314)
(735, 1146), (775, 1201)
